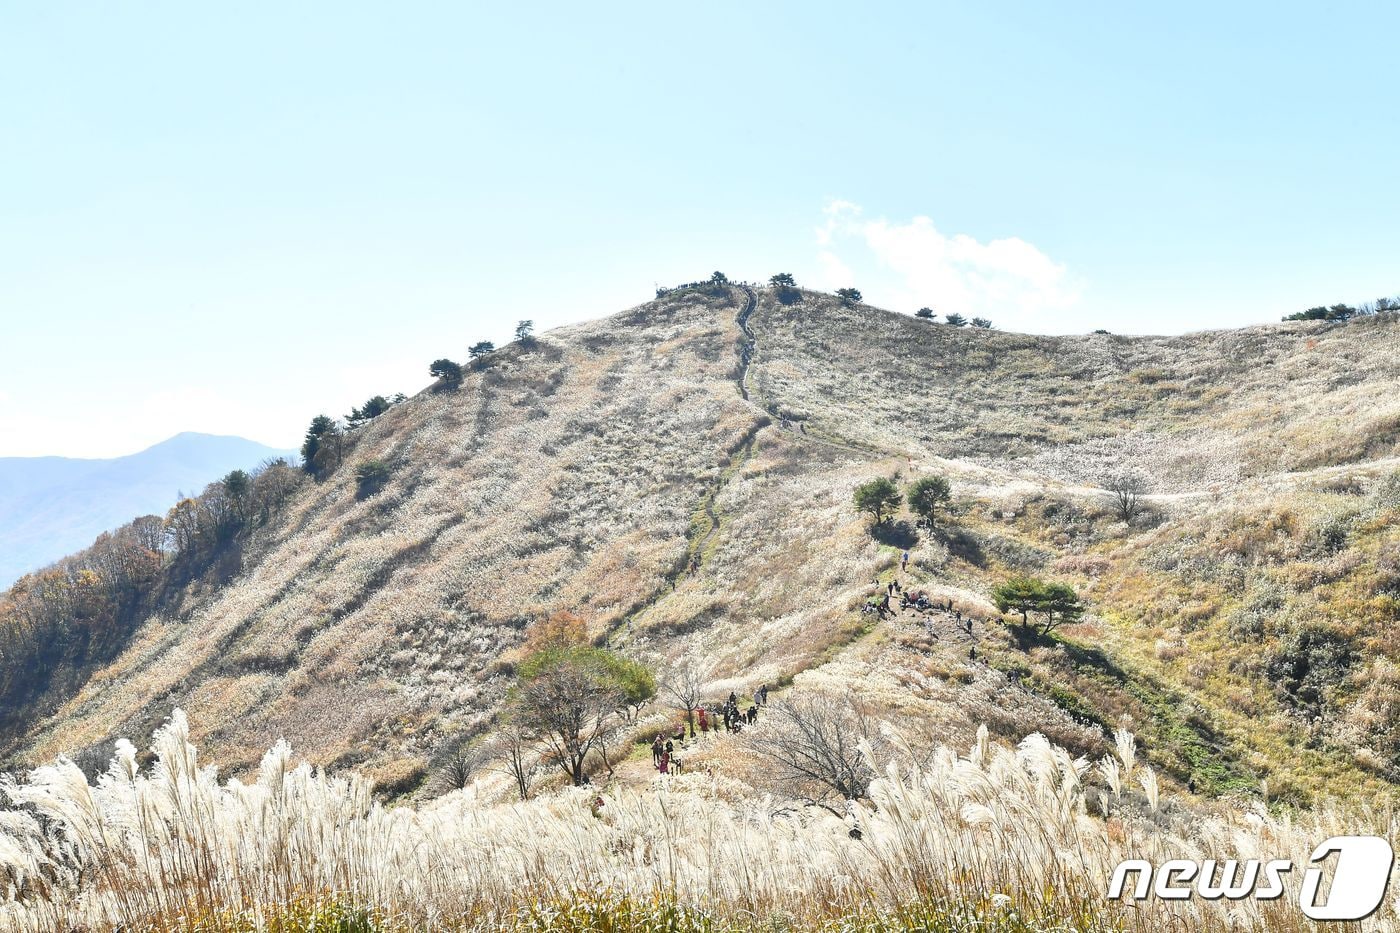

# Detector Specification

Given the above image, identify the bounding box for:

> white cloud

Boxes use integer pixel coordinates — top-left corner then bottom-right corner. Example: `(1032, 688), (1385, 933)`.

(816, 250), (855, 290)
(812, 200), (1081, 325)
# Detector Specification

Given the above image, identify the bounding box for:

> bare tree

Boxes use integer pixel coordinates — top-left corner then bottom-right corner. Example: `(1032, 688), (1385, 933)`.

(513, 655), (625, 786)
(1104, 470), (1149, 523)
(486, 720), (541, 801)
(743, 694), (888, 814)
(435, 744), (491, 795)
(661, 662), (709, 738)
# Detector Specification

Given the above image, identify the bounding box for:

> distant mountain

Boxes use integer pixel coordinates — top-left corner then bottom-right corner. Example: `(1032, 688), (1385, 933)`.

(0, 433), (296, 588)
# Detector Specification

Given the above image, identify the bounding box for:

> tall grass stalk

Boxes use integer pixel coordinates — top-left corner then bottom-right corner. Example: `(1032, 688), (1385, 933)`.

(1, 713), (1396, 931)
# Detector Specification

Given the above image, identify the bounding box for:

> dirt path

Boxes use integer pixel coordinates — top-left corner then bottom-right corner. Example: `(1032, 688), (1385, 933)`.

(733, 286), (892, 462)
(735, 285), (757, 401)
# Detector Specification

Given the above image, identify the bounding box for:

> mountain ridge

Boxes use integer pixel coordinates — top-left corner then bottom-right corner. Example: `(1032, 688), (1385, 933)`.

(4, 287), (1400, 807)
(0, 432), (295, 588)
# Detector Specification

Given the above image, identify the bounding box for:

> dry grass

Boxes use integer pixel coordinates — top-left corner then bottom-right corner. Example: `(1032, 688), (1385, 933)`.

(6, 710), (1397, 932)
(752, 292), (1400, 492)
(4, 290), (1400, 932)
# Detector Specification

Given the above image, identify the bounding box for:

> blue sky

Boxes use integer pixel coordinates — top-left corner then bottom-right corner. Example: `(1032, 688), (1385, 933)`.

(2, 2), (1397, 456)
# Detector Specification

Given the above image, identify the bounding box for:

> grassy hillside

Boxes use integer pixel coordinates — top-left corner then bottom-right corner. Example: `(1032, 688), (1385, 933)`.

(4, 283), (1400, 928)
(4, 288), (1400, 799)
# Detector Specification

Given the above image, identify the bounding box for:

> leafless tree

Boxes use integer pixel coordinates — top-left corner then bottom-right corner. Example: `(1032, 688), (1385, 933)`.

(512, 656), (624, 786)
(743, 693), (889, 814)
(661, 662), (709, 738)
(197, 480), (237, 536)
(250, 459), (304, 522)
(1104, 470), (1149, 523)
(485, 720), (542, 800)
(435, 744), (491, 795)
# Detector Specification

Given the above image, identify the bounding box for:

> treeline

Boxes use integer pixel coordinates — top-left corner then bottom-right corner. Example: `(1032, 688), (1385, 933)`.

(655, 271), (733, 299)
(1283, 295), (1399, 322)
(296, 322), (544, 507)
(916, 307), (993, 328)
(424, 320), (535, 393)
(652, 271), (997, 330)
(0, 458), (305, 747)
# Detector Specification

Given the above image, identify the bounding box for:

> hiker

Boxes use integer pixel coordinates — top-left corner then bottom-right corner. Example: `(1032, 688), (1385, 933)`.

(659, 751), (670, 775)
(698, 707), (709, 733)
(747, 704), (758, 724)
(665, 739), (675, 758)
(901, 550), (910, 570)
(756, 684), (768, 706)
(673, 722), (686, 743)
(651, 735), (664, 765)
(964, 618), (973, 634)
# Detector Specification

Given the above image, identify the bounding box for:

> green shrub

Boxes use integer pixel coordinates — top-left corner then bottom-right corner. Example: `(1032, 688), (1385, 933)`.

(1267, 625), (1355, 714)
(355, 460), (392, 499)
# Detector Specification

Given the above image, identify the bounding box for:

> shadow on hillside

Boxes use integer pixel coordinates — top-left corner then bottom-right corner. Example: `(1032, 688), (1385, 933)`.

(1004, 621), (1052, 651)
(1054, 637), (1256, 795)
(872, 520), (919, 549)
(939, 527), (986, 567)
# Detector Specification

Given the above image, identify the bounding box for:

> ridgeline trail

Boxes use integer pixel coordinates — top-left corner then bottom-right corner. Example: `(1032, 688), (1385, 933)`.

(734, 285), (892, 461)
(736, 284), (757, 401)
(603, 287), (765, 648)
(607, 282), (887, 648)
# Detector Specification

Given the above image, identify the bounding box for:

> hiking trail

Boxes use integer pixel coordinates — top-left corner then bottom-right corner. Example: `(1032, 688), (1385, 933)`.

(735, 284), (757, 401)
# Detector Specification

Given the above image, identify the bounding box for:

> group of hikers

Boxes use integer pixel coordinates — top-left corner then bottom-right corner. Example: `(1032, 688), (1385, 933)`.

(866, 577), (950, 619)
(651, 686), (769, 775)
(862, 563), (977, 642)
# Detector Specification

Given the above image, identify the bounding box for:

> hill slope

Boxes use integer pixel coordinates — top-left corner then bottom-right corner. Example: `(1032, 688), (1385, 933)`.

(4, 287), (1400, 805)
(0, 433), (295, 588)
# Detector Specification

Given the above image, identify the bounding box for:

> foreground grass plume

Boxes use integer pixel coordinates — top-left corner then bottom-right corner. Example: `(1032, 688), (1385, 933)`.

(3, 710), (1396, 932)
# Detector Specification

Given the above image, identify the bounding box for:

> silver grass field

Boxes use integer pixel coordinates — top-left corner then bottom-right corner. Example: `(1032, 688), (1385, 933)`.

(3, 709), (1396, 932)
